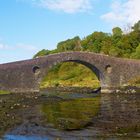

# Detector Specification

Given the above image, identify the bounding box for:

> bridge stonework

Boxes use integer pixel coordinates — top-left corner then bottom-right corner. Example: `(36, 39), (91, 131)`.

(0, 52), (140, 93)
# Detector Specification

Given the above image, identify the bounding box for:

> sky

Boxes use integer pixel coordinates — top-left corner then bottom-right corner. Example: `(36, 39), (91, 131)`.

(0, 0), (140, 64)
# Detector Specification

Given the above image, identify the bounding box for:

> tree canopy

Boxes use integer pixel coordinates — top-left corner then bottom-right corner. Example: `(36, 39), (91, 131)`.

(34, 21), (140, 59)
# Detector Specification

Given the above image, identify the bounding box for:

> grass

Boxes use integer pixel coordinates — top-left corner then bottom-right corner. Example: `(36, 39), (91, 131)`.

(40, 62), (100, 89)
(0, 90), (11, 95)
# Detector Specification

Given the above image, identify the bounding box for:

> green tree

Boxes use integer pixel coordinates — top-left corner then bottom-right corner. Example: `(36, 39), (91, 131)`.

(112, 27), (123, 37)
(109, 46), (121, 57)
(81, 32), (109, 53)
(132, 20), (140, 31)
(33, 49), (50, 58)
(57, 36), (81, 52)
(34, 21), (140, 60)
(100, 37), (112, 55)
(112, 27), (123, 49)
(131, 44), (140, 59)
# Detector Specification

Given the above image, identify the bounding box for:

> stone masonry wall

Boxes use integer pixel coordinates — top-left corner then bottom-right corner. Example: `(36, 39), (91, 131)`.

(0, 52), (139, 93)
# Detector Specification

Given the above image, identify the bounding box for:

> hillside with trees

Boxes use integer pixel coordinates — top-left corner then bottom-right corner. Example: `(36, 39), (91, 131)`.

(34, 21), (140, 89)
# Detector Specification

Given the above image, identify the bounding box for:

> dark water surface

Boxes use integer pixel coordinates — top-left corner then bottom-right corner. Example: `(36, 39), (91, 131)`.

(0, 90), (140, 140)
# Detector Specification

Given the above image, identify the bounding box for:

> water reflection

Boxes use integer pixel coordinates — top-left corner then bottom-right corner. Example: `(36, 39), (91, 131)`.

(4, 135), (49, 140)
(1, 91), (140, 139)
(99, 92), (140, 133)
(4, 135), (140, 140)
(41, 96), (100, 130)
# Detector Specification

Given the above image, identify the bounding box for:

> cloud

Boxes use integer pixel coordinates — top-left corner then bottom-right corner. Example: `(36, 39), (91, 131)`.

(0, 44), (5, 49)
(0, 41), (39, 52)
(16, 43), (39, 52)
(0, 41), (40, 63)
(101, 0), (140, 26)
(0, 43), (8, 50)
(31, 0), (92, 13)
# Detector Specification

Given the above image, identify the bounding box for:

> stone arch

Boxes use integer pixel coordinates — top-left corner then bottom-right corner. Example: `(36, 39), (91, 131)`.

(3, 51), (139, 93)
(66, 60), (101, 80)
(38, 57), (105, 91)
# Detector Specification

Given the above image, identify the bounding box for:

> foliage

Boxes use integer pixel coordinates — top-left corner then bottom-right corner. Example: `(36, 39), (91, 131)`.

(132, 20), (140, 31)
(112, 27), (123, 37)
(0, 90), (10, 95)
(131, 44), (140, 59)
(34, 21), (140, 88)
(109, 46), (122, 57)
(57, 36), (81, 52)
(34, 21), (140, 59)
(81, 32), (109, 53)
(33, 49), (50, 58)
(40, 62), (100, 89)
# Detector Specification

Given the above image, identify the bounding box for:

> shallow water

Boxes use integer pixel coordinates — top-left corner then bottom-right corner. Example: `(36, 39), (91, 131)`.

(0, 90), (140, 140)
(4, 135), (140, 140)
(41, 96), (100, 130)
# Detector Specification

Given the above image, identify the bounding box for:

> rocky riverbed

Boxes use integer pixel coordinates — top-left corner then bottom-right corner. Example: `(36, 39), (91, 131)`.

(0, 89), (140, 139)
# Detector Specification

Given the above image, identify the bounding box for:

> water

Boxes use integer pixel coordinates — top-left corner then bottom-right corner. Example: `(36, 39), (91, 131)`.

(41, 97), (100, 130)
(4, 135), (49, 140)
(4, 135), (140, 140)
(0, 90), (139, 140)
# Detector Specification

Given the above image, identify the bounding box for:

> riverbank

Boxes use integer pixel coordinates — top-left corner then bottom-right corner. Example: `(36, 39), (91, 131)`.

(41, 86), (101, 94)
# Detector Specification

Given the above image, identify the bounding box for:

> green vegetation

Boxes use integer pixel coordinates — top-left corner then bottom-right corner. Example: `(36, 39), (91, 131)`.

(40, 62), (100, 89)
(34, 21), (140, 88)
(41, 96), (100, 130)
(34, 21), (140, 59)
(128, 76), (140, 87)
(0, 90), (10, 95)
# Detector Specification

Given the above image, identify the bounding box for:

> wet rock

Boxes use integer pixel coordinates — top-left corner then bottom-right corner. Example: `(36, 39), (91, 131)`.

(0, 100), (3, 103)
(10, 106), (14, 109)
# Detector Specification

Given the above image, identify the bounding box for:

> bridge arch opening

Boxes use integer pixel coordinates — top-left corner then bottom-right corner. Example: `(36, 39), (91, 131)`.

(39, 60), (101, 92)
(105, 65), (112, 74)
(32, 66), (40, 74)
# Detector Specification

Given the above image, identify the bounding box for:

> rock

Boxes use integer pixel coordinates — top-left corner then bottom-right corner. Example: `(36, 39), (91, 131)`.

(10, 106), (14, 109)
(116, 90), (120, 93)
(131, 89), (136, 93)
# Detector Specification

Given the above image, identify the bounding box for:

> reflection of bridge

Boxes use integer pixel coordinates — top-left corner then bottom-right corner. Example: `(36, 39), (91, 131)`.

(0, 52), (140, 93)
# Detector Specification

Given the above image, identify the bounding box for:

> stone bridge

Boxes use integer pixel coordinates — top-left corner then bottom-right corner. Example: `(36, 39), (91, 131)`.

(0, 52), (140, 93)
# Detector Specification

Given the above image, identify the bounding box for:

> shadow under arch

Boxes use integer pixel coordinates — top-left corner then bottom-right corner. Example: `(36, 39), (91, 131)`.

(65, 60), (101, 80)
(65, 60), (103, 93)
